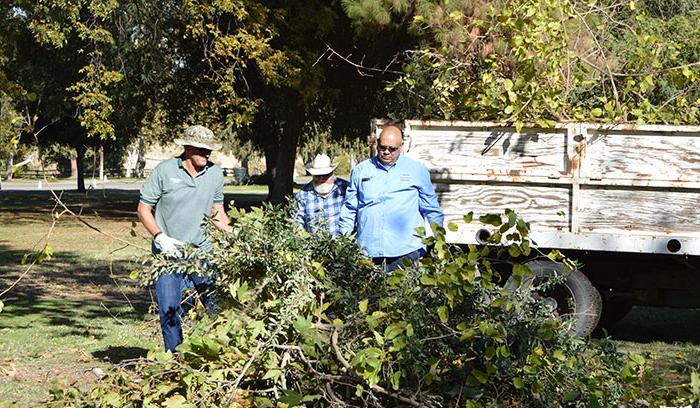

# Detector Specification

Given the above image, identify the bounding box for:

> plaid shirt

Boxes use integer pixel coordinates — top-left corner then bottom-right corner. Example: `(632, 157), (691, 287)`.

(293, 177), (349, 237)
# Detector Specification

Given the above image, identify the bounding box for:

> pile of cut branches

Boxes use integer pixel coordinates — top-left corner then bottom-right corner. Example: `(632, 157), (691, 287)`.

(49, 205), (689, 407)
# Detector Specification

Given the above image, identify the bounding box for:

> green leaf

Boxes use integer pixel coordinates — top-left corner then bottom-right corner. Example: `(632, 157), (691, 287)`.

(508, 245), (521, 258)
(373, 330), (385, 345)
(552, 349), (566, 361)
(279, 390), (302, 406)
(514, 120), (524, 133)
(471, 368), (488, 384)
(420, 275), (436, 285)
(293, 315), (313, 335)
(262, 368), (282, 381)
(590, 107), (603, 117)
(563, 390), (580, 402)
(390, 370), (402, 390)
(513, 377), (525, 389)
(301, 394), (321, 402)
(503, 79), (514, 91)
(129, 270), (139, 280)
(460, 328), (476, 340)
(463, 212), (473, 223)
(628, 353), (645, 366)
(103, 391), (122, 407)
(384, 323), (403, 340)
(479, 214), (502, 227)
(511, 263), (532, 283)
(358, 299), (368, 313)
(162, 394), (194, 408)
(447, 222), (458, 232)
(236, 281), (251, 303)
(437, 306), (449, 323)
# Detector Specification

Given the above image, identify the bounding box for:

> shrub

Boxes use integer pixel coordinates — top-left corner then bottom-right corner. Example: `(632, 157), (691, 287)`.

(48, 206), (689, 407)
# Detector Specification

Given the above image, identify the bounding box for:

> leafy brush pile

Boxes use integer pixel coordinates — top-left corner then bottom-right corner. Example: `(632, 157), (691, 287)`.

(49, 206), (688, 407)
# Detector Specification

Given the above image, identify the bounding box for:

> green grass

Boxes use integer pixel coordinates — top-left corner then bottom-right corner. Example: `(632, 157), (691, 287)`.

(0, 298), (158, 406)
(1, 187), (700, 404)
(609, 306), (700, 387)
(0, 186), (267, 405)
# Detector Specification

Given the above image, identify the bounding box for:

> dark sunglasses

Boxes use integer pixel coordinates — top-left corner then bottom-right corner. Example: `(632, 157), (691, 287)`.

(378, 144), (401, 153)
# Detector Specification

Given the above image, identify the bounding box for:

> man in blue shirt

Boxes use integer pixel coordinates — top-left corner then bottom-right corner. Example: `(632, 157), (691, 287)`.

(339, 124), (444, 271)
(137, 125), (231, 352)
(293, 154), (349, 237)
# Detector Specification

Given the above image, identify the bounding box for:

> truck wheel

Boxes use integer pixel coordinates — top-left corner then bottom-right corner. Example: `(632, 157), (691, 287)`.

(505, 260), (602, 337)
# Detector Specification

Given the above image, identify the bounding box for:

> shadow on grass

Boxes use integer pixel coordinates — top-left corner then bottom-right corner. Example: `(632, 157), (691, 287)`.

(0, 297), (151, 347)
(0, 188), (267, 223)
(603, 306), (700, 344)
(0, 189), (141, 222)
(92, 346), (151, 363)
(0, 244), (149, 303)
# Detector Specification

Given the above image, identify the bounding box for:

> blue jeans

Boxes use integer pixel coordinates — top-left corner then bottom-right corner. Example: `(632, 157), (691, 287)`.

(153, 242), (217, 352)
(155, 271), (217, 352)
(372, 248), (426, 272)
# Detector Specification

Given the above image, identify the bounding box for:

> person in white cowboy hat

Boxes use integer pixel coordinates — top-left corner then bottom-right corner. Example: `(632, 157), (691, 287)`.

(137, 124), (231, 352)
(293, 153), (349, 237)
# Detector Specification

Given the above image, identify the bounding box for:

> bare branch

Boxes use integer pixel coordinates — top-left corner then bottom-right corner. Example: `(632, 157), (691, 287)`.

(314, 41), (404, 77)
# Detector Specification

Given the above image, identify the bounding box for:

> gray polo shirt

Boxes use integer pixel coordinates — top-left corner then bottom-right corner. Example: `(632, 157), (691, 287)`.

(140, 157), (224, 246)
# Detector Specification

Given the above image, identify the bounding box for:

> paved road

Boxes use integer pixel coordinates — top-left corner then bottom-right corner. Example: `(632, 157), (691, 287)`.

(1, 180), (143, 191)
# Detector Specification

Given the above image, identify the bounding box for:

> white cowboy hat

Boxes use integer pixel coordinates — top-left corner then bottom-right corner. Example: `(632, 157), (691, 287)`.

(305, 154), (338, 175)
(174, 125), (223, 151)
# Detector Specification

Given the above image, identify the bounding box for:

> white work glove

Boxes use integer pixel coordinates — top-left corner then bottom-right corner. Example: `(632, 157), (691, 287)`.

(154, 233), (184, 258)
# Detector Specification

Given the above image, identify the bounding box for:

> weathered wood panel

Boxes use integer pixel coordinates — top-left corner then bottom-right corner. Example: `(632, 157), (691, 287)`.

(407, 127), (571, 179)
(582, 129), (700, 182)
(435, 182), (571, 230)
(578, 187), (700, 234)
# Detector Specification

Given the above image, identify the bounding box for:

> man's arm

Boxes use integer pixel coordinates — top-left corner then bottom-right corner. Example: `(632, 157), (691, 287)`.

(417, 166), (444, 227)
(137, 202), (160, 237)
(292, 191), (307, 228)
(338, 171), (359, 234)
(211, 203), (232, 232)
(209, 170), (231, 232)
(138, 165), (163, 237)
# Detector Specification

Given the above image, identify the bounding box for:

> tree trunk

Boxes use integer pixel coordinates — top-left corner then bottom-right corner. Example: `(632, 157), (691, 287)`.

(5, 153), (13, 180)
(70, 155), (78, 179)
(268, 112), (303, 205)
(76, 144), (86, 192)
(263, 142), (277, 198)
(99, 145), (104, 180)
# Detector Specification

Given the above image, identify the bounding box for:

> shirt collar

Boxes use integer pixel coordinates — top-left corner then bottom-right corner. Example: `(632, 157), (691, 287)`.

(373, 155), (400, 171)
(177, 156), (212, 176)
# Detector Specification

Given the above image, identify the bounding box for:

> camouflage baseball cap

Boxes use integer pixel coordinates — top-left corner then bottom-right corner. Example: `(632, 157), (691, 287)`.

(174, 125), (223, 151)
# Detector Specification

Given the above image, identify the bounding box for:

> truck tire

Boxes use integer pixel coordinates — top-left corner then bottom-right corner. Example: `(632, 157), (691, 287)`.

(505, 260), (602, 337)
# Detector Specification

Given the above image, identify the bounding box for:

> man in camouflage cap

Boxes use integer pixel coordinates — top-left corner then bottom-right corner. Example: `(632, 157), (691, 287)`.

(137, 124), (231, 352)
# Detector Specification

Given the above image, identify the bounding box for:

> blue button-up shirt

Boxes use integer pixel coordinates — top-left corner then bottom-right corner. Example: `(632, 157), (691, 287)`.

(339, 155), (444, 257)
(293, 177), (349, 237)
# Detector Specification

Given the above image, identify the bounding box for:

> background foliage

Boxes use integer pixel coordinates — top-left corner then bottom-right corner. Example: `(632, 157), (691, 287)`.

(342, 0), (700, 128)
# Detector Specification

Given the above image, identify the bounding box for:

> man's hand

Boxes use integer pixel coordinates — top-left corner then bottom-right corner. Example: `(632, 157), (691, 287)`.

(154, 233), (184, 258)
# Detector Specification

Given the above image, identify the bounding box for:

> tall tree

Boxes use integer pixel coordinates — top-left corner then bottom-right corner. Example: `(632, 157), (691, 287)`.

(341, 0), (700, 126)
(1, 0), (413, 199)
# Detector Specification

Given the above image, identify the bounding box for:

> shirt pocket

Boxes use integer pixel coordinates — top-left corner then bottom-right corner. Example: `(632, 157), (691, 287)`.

(358, 176), (383, 203)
